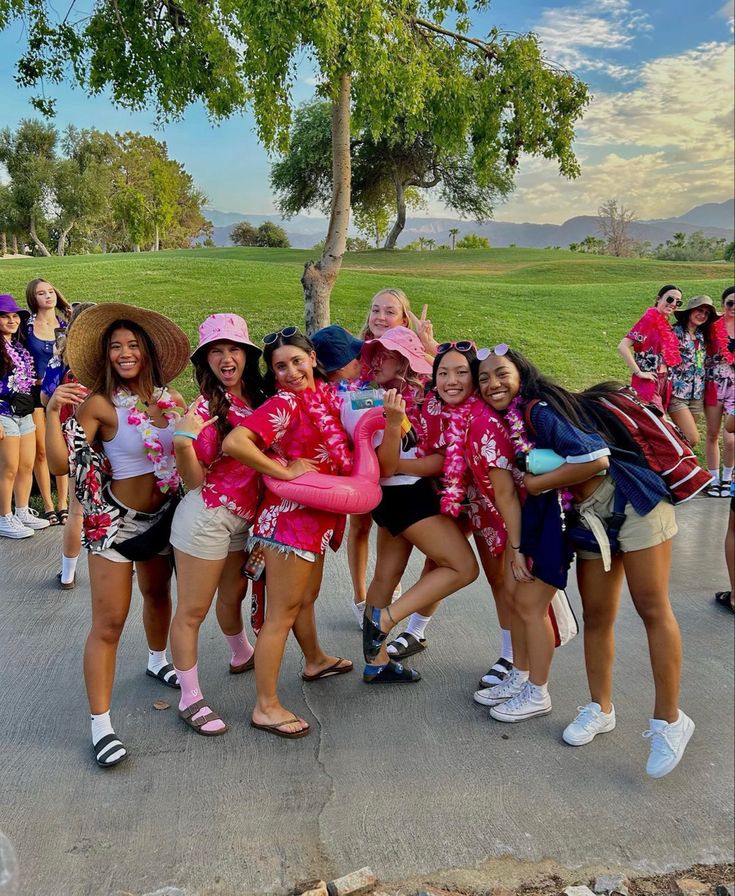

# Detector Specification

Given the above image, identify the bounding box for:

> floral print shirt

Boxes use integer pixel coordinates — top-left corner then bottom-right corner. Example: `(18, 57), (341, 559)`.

(0, 340), (36, 416)
(243, 391), (346, 554)
(671, 324), (706, 400)
(191, 393), (262, 521)
(465, 404), (526, 556)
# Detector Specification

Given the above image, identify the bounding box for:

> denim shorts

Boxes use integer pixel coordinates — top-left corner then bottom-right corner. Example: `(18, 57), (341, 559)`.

(0, 413), (36, 437)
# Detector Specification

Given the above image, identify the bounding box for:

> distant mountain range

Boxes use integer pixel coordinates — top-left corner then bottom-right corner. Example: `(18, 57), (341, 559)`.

(202, 198), (734, 250)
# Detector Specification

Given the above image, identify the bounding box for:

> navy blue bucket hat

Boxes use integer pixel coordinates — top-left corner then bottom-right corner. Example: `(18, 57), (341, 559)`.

(311, 325), (364, 373)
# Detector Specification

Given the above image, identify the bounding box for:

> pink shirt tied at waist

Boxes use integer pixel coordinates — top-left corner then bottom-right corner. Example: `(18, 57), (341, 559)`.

(192, 393), (262, 522)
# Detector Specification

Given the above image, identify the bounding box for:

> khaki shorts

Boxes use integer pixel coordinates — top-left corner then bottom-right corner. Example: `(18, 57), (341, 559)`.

(575, 476), (677, 559)
(169, 487), (249, 561)
(668, 395), (703, 415)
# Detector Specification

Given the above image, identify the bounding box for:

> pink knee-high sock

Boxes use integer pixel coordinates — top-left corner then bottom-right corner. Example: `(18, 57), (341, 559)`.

(175, 664), (226, 734)
(224, 629), (254, 667)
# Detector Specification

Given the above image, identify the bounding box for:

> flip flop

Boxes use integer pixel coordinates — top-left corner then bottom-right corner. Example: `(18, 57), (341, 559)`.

(715, 591), (735, 613)
(229, 655), (255, 675)
(301, 657), (353, 682)
(145, 663), (181, 689)
(250, 717), (310, 739)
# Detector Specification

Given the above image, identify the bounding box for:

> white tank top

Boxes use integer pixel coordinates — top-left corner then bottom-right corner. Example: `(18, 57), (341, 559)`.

(103, 405), (176, 480)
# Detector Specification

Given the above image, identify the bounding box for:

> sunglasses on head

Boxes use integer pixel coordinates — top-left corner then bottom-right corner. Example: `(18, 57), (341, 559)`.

(663, 296), (683, 308)
(263, 325), (300, 346)
(436, 340), (476, 355)
(476, 344), (510, 361)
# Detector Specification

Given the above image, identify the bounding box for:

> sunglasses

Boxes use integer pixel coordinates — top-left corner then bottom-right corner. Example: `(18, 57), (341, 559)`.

(663, 296), (683, 308)
(725, 299), (735, 309)
(263, 325), (300, 346)
(436, 340), (476, 355)
(476, 344), (510, 361)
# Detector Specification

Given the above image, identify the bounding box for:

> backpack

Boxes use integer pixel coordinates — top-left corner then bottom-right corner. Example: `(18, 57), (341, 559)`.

(526, 388), (711, 505)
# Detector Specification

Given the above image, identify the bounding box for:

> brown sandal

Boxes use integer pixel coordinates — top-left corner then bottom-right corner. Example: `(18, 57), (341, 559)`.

(250, 717), (310, 739)
(178, 698), (228, 736)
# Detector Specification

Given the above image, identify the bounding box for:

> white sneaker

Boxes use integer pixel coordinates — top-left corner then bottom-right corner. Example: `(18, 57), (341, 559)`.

(644, 710), (695, 778)
(473, 668), (527, 706)
(0, 513), (34, 539)
(14, 507), (51, 530)
(351, 600), (366, 630)
(563, 702), (616, 746)
(489, 681), (552, 722)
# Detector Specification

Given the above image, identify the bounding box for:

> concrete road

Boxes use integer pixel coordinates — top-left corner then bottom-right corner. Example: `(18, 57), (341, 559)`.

(1, 497), (733, 896)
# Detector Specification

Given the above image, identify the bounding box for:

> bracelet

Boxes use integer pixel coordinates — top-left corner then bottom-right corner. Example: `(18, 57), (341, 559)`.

(173, 431), (197, 440)
(510, 543), (521, 551)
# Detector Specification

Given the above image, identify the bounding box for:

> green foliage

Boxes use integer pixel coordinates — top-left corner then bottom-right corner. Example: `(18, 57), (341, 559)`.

(456, 233), (490, 248)
(256, 221), (290, 248)
(725, 241), (735, 262)
(231, 222), (260, 247)
(652, 230), (730, 262)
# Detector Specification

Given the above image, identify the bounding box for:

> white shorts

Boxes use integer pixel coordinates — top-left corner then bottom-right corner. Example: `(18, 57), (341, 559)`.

(170, 487), (249, 561)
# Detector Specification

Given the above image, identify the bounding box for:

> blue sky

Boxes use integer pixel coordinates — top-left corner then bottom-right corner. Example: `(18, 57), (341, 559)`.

(1, 0), (733, 223)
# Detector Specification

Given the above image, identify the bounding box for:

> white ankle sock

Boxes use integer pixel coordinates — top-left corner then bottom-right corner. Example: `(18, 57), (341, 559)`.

(14, 505), (29, 514)
(723, 466), (733, 481)
(515, 668), (529, 683)
(147, 648), (168, 673)
(91, 710), (114, 743)
(709, 469), (720, 483)
(406, 612), (432, 641)
(529, 681), (549, 699)
(500, 628), (513, 662)
(61, 554), (79, 585)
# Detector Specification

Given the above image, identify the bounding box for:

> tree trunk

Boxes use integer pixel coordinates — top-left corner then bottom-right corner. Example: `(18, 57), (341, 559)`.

(301, 72), (351, 334)
(133, 244), (141, 252)
(383, 177), (406, 249)
(101, 236), (108, 254)
(57, 221), (74, 257)
(0, 232), (6, 256)
(154, 224), (160, 252)
(29, 213), (51, 257)
(12, 235), (18, 255)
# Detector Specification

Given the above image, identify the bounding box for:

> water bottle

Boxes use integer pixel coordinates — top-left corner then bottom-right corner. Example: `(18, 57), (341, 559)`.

(516, 448), (565, 474)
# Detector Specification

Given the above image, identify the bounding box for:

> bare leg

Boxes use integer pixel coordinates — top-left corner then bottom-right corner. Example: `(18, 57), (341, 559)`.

(575, 556), (625, 713)
(85, 556), (134, 713)
(348, 513), (372, 605)
(62, 493), (83, 559)
(292, 556), (353, 677)
(31, 408), (54, 513)
(511, 577), (557, 686)
(623, 540), (681, 722)
(214, 549), (248, 636)
(0, 435), (20, 515)
(704, 403), (723, 473)
(12, 431), (35, 507)
(669, 406), (699, 447)
(55, 473), (69, 513)
(726, 511), (735, 605)
(170, 549), (227, 670)
(474, 536), (512, 629)
(135, 553), (174, 652)
(251, 548), (312, 734)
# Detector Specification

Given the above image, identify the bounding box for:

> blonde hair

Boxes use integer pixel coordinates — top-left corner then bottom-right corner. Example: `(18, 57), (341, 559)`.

(360, 287), (412, 340)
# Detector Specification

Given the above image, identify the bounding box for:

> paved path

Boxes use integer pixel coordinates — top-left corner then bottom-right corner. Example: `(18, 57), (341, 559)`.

(1, 498), (733, 896)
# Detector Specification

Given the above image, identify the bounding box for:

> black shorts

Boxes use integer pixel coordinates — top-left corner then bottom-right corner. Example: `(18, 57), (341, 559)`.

(31, 384), (43, 410)
(731, 495), (735, 515)
(371, 478), (441, 537)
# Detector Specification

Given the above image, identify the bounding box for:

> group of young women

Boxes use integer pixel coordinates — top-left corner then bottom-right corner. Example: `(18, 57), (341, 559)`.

(1, 280), (732, 779)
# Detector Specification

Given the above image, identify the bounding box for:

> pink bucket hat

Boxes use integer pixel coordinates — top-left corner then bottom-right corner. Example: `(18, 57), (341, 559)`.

(362, 325), (433, 375)
(191, 313), (261, 361)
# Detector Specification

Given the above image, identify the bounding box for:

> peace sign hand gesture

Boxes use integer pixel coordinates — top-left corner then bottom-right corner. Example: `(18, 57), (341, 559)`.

(408, 304), (438, 355)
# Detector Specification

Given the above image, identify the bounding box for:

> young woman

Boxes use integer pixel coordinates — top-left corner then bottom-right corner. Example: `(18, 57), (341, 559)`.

(704, 286), (735, 496)
(45, 303), (190, 768)
(474, 347), (693, 779)
(222, 328), (354, 739)
(668, 295), (718, 448)
(714, 412), (734, 613)
(618, 285), (682, 413)
(168, 314), (267, 736)
(346, 288), (438, 627)
(24, 278), (73, 525)
(359, 327), (479, 682)
(0, 293), (51, 538)
(41, 302), (96, 586)
(385, 342), (516, 691)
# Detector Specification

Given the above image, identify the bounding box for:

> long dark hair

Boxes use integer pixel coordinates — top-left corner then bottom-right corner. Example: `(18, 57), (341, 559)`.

(193, 346), (267, 442)
(92, 320), (164, 398)
(431, 345), (478, 401)
(262, 331), (328, 395)
(0, 331), (21, 380)
(25, 278), (72, 320)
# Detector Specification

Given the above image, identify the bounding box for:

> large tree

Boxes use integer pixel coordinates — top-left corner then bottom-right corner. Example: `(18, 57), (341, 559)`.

(0, 0), (590, 329)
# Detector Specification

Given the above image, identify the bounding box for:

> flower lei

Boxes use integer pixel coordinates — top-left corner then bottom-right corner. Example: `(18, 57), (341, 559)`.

(711, 316), (735, 366)
(113, 388), (181, 493)
(4, 340), (36, 393)
(437, 393), (482, 517)
(505, 396), (574, 516)
(643, 307), (681, 367)
(298, 379), (353, 475)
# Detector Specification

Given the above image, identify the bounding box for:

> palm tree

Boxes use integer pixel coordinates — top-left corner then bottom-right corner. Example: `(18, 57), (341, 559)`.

(449, 227), (459, 250)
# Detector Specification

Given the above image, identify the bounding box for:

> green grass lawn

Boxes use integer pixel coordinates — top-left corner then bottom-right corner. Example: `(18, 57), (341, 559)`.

(2, 246), (732, 399)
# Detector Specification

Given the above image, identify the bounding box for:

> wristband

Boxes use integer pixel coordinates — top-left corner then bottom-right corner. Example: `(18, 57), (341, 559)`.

(173, 431), (197, 440)
(510, 543), (521, 551)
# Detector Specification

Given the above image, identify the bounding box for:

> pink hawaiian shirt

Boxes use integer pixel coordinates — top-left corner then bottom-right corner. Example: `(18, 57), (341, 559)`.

(192, 394), (262, 522)
(465, 404), (526, 557)
(243, 391), (346, 554)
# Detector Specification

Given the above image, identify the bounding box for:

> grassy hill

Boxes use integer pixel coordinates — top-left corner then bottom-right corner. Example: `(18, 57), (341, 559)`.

(1, 246), (731, 397)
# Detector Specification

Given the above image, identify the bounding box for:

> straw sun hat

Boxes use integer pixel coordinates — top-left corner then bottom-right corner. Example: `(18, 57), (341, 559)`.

(66, 302), (191, 388)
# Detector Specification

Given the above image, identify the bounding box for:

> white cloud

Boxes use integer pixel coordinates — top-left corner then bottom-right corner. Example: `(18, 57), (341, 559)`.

(718, 0), (735, 32)
(497, 40), (734, 224)
(535, 0), (652, 79)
